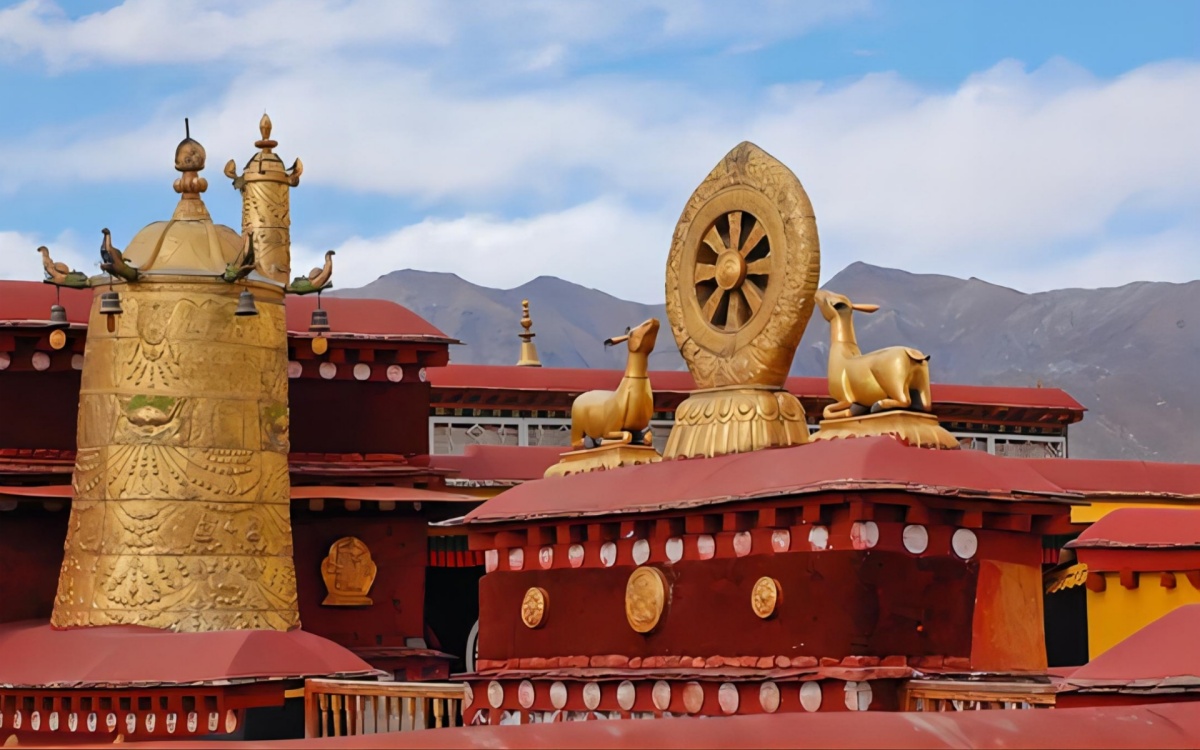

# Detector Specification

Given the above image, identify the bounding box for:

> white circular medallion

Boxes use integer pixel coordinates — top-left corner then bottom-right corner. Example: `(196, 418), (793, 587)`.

(759, 682), (780, 713)
(518, 680), (535, 709)
(31, 352), (50, 371)
(508, 547), (524, 570)
(550, 682), (568, 709)
(808, 525), (829, 550)
(146, 713), (156, 732)
(652, 681), (672, 711)
(419, 367), (428, 382)
(582, 682), (601, 710)
(952, 529), (978, 559)
(903, 524), (929, 554)
(0, 353), (9, 370)
(568, 544), (585, 568)
(718, 683), (739, 714)
(799, 682), (822, 712)
(850, 521), (879, 550)
(682, 682), (704, 714)
(87, 713), (98, 732)
(488, 681), (505, 708)
(387, 364), (404, 382)
(733, 531), (752, 557)
(771, 530), (791, 552)
(318, 361), (337, 379)
(617, 681), (636, 711)
(225, 710), (237, 733)
(600, 542), (617, 567)
(696, 534), (715, 560)
(31, 711), (41, 731)
(125, 713), (136, 733)
(632, 539), (650, 565)
(71, 354), (85, 370)
(353, 363), (371, 381)
(844, 681), (873, 711)
(665, 537), (684, 563)
(287, 361), (302, 378)
(485, 549), (499, 573)
(539, 546), (554, 569)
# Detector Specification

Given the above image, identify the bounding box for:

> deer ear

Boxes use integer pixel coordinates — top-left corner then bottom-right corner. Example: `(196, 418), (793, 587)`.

(852, 303), (880, 313)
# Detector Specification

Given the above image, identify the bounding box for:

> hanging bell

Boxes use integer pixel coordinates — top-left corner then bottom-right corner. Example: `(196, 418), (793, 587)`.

(309, 308), (330, 332)
(49, 304), (69, 329)
(99, 291), (122, 316)
(235, 289), (259, 316)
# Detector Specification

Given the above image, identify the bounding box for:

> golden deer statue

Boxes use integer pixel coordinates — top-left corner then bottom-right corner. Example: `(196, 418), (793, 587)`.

(570, 318), (660, 449)
(814, 290), (932, 419)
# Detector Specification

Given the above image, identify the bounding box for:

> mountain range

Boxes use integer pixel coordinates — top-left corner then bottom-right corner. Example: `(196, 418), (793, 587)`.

(334, 263), (1200, 463)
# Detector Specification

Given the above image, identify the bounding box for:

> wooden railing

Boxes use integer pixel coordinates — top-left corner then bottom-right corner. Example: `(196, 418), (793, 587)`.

(902, 679), (1057, 711)
(304, 679), (467, 738)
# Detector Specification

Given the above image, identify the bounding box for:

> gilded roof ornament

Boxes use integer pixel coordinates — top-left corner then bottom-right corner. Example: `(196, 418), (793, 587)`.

(224, 112), (303, 189)
(516, 299), (542, 367)
(172, 118), (210, 221)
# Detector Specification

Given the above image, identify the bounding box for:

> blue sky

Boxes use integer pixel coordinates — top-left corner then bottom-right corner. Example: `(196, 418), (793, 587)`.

(0, 0), (1197, 302)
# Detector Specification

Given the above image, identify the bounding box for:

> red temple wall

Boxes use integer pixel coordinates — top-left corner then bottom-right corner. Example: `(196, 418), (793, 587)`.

(0, 510), (68, 623)
(478, 551), (977, 661)
(292, 512), (428, 649)
(0, 370), (80, 451)
(289, 380), (431, 456)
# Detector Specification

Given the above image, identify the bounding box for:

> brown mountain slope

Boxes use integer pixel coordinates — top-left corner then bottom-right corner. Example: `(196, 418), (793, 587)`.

(335, 263), (1200, 462)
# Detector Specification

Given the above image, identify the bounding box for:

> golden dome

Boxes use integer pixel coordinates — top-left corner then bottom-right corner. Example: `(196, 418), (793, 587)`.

(120, 121), (242, 275)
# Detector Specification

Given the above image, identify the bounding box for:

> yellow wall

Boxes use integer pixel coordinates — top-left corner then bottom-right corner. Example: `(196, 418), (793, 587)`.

(1071, 498), (1200, 525)
(1087, 571), (1200, 658)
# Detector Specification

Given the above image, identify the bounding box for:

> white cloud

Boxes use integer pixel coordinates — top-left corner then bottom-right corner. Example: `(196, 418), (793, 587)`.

(0, 228), (93, 282)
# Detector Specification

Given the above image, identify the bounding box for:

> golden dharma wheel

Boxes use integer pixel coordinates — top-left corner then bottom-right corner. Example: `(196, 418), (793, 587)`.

(751, 576), (781, 619)
(665, 142), (820, 389)
(625, 566), (668, 634)
(521, 587), (548, 629)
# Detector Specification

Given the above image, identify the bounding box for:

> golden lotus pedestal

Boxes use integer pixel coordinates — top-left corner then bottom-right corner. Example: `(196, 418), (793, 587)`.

(812, 410), (960, 450)
(544, 443), (662, 478)
(663, 387), (809, 460)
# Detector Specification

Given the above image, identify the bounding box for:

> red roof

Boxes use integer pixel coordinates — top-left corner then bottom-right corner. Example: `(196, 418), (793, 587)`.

(289, 485), (478, 503)
(0, 280), (453, 343)
(1066, 604), (1200, 690)
(464, 436), (1073, 524)
(102, 703), (1200, 749)
(1032, 460), (1200, 499)
(0, 280), (92, 326)
(0, 621), (380, 688)
(430, 364), (1085, 413)
(1067, 508), (1200, 549)
(286, 296), (454, 342)
(430, 445), (564, 484)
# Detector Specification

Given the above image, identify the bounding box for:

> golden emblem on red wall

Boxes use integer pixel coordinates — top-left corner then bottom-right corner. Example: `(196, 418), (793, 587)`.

(521, 587), (548, 629)
(320, 536), (377, 607)
(751, 576), (780, 619)
(625, 566), (668, 634)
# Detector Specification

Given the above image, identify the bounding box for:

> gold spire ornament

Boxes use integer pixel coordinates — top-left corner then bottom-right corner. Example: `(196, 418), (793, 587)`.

(663, 142), (818, 459)
(51, 121), (300, 632)
(516, 300), (542, 367)
(224, 113), (302, 286)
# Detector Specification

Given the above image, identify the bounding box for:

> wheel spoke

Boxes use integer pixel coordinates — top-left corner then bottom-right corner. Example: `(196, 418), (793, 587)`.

(742, 278), (763, 315)
(746, 258), (770, 276)
(701, 287), (726, 323)
(726, 290), (743, 330)
(727, 211), (742, 253)
(740, 222), (766, 257)
(703, 226), (727, 255)
(695, 263), (717, 283)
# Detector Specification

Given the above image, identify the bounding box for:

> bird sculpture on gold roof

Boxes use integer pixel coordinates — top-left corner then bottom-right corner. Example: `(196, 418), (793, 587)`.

(99, 228), (139, 282)
(222, 234), (257, 284)
(37, 245), (89, 288)
(288, 250), (334, 295)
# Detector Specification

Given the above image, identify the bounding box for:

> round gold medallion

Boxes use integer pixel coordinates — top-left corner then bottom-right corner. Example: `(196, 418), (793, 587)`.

(311, 336), (328, 355)
(625, 566), (668, 634)
(751, 576), (780, 619)
(521, 587), (548, 629)
(48, 329), (67, 350)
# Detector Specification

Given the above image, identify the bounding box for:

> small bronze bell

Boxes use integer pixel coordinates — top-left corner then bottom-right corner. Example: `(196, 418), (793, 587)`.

(309, 308), (330, 332)
(99, 291), (122, 316)
(235, 289), (259, 316)
(49, 304), (69, 329)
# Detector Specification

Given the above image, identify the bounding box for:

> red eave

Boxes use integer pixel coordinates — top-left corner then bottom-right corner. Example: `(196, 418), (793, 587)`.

(1034, 461), (1200, 500)
(464, 436), (1077, 524)
(1067, 508), (1200, 549)
(430, 445), (564, 484)
(1066, 604), (1200, 689)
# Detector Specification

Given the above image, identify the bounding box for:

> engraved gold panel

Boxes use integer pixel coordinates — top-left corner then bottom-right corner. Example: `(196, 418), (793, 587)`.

(320, 537), (377, 607)
(521, 587), (548, 629)
(625, 566), (668, 634)
(52, 280), (298, 632)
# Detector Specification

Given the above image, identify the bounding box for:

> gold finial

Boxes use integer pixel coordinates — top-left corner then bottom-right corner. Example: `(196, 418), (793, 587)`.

(517, 299), (542, 367)
(256, 112), (277, 150)
(172, 118), (210, 219)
